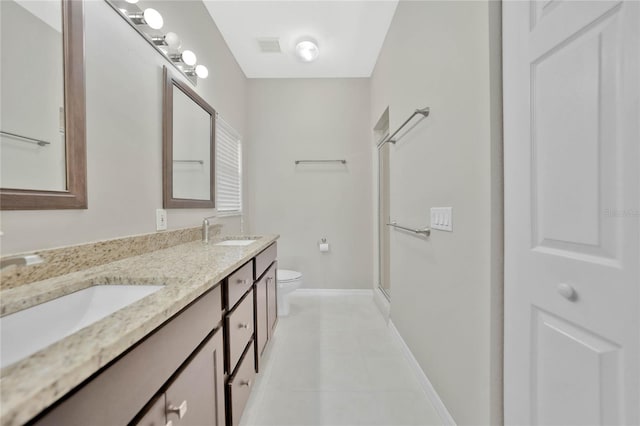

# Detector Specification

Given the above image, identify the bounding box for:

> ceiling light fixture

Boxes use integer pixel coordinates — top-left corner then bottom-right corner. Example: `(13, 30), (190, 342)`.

(124, 0), (139, 3)
(295, 39), (319, 62)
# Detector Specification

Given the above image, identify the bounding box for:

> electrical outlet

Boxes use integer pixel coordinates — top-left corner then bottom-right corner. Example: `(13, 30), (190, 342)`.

(156, 209), (167, 231)
(430, 207), (453, 232)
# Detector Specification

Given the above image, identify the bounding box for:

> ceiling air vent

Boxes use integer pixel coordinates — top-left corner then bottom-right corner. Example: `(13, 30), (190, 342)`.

(257, 38), (281, 53)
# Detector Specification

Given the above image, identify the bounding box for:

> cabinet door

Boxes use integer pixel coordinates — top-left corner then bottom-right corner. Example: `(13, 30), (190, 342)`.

(266, 263), (277, 336)
(165, 329), (225, 426)
(135, 395), (167, 426)
(254, 278), (268, 371)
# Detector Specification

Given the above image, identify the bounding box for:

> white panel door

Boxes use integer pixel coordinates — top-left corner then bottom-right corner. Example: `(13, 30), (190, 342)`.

(504, 1), (639, 425)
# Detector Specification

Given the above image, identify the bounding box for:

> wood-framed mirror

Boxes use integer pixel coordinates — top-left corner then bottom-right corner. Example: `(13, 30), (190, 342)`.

(163, 66), (216, 209)
(0, 0), (87, 210)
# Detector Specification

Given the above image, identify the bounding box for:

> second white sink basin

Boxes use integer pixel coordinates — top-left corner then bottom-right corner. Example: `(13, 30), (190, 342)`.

(0, 284), (163, 368)
(215, 239), (256, 246)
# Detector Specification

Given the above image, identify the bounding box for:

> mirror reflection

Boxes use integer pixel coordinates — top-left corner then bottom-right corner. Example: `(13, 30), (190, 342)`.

(0, 0), (66, 191)
(172, 85), (211, 201)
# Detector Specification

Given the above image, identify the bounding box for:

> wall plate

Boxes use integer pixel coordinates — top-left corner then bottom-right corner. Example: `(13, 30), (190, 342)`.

(430, 207), (452, 232)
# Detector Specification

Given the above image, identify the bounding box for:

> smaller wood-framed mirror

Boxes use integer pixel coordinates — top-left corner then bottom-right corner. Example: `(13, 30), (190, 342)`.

(163, 66), (216, 209)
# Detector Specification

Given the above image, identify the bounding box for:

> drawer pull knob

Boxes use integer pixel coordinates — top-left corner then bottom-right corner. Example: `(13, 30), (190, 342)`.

(167, 400), (188, 419)
(239, 323), (249, 329)
(237, 279), (248, 285)
(240, 380), (252, 387)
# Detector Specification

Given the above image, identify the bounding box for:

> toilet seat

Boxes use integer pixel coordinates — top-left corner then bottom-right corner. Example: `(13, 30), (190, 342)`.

(278, 269), (302, 283)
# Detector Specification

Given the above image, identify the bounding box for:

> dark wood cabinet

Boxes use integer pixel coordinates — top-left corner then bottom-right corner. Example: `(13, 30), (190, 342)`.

(254, 275), (268, 372)
(253, 247), (277, 372)
(135, 329), (225, 426)
(227, 342), (256, 426)
(34, 286), (223, 426)
(30, 243), (277, 426)
(267, 263), (278, 336)
(164, 329), (225, 426)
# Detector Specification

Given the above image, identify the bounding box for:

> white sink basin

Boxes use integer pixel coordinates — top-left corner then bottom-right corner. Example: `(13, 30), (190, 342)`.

(215, 239), (256, 247)
(0, 285), (163, 368)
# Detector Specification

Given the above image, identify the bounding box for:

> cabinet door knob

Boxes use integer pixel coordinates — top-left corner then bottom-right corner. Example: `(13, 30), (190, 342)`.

(239, 323), (249, 329)
(557, 283), (577, 301)
(240, 380), (252, 387)
(266, 277), (273, 283)
(167, 400), (188, 419)
(237, 279), (248, 285)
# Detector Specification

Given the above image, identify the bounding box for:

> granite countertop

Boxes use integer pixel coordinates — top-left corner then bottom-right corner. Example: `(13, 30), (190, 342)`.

(0, 235), (278, 426)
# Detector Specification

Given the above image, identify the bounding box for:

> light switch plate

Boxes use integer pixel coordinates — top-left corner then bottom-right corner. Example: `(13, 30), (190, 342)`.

(156, 209), (167, 231)
(430, 207), (453, 232)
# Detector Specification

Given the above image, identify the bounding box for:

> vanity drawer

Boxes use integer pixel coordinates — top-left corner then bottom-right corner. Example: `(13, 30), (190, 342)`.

(227, 261), (254, 310)
(227, 341), (256, 426)
(254, 243), (277, 280)
(225, 289), (254, 373)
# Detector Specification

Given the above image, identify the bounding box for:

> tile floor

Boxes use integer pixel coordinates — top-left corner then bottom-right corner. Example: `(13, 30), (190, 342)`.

(240, 293), (442, 426)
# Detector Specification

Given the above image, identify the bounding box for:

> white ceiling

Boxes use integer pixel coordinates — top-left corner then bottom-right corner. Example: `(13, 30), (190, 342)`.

(202, 1), (398, 79)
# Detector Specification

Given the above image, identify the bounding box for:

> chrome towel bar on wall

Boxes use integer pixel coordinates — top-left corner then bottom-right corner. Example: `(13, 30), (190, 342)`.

(387, 221), (431, 237)
(378, 107), (430, 147)
(0, 130), (51, 147)
(295, 159), (347, 164)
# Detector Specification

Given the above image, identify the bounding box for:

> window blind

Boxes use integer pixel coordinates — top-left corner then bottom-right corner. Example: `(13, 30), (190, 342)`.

(215, 117), (242, 215)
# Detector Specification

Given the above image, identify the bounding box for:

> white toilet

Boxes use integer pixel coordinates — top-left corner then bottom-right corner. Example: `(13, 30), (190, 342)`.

(277, 269), (302, 316)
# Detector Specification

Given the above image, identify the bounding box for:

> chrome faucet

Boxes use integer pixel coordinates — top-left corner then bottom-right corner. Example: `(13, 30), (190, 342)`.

(1, 254), (44, 270)
(202, 216), (217, 243)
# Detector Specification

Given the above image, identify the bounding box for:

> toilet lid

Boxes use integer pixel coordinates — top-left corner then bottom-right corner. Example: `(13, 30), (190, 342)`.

(278, 269), (302, 282)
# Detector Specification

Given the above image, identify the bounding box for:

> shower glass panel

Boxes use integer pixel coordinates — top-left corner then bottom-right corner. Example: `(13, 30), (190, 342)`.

(378, 139), (391, 300)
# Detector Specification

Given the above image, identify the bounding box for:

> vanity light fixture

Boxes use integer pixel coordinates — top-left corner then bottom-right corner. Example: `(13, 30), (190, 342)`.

(185, 65), (209, 79)
(295, 39), (319, 62)
(195, 65), (209, 79)
(171, 50), (197, 66)
(129, 8), (163, 30)
(106, 1), (210, 85)
(181, 50), (197, 66)
(152, 32), (181, 49)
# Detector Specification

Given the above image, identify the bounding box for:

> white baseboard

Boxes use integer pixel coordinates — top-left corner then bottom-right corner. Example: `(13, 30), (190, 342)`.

(389, 320), (457, 426)
(293, 288), (374, 296)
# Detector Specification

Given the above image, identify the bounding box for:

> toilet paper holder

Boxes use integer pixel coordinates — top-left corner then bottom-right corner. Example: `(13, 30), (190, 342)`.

(318, 238), (330, 252)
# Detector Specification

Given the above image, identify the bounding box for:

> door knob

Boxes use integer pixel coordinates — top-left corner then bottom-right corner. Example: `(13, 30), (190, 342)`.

(557, 283), (577, 301)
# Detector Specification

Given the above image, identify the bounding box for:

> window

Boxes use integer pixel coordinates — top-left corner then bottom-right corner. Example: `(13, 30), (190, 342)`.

(215, 117), (242, 215)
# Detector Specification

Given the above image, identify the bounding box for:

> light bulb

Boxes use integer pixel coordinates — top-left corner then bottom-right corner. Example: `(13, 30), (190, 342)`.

(143, 8), (163, 30)
(165, 32), (181, 49)
(181, 50), (197, 66)
(124, 0), (138, 3)
(195, 65), (209, 79)
(295, 40), (319, 62)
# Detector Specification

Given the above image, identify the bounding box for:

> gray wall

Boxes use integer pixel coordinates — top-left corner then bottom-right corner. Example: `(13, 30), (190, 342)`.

(370, 1), (503, 424)
(0, 0), (247, 254)
(246, 78), (373, 290)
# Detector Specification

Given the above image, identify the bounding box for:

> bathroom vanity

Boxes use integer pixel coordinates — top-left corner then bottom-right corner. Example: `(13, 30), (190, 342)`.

(0, 236), (278, 426)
